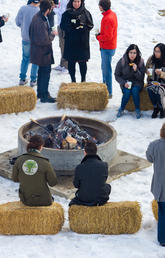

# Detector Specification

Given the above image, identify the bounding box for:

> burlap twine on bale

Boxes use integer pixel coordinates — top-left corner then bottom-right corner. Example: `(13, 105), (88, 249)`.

(125, 87), (153, 111)
(57, 82), (109, 111)
(152, 200), (158, 221)
(0, 201), (64, 235)
(69, 201), (142, 234)
(0, 86), (37, 114)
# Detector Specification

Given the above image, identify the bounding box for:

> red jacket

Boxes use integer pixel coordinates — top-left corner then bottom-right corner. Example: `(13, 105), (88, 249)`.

(97, 9), (118, 50)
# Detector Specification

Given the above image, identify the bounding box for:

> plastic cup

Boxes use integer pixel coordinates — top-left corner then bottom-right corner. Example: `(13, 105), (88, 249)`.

(127, 81), (132, 89)
(148, 68), (153, 77)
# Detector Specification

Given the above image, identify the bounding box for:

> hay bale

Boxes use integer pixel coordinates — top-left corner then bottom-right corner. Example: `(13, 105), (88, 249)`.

(125, 87), (153, 111)
(152, 200), (158, 221)
(0, 86), (37, 114)
(57, 82), (109, 111)
(69, 201), (142, 234)
(0, 201), (64, 235)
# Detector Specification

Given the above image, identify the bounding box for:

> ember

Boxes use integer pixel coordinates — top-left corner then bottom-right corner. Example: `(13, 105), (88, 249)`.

(25, 116), (99, 150)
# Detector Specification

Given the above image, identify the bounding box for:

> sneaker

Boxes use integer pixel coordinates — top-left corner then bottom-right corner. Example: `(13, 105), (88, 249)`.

(136, 109), (141, 119)
(30, 80), (37, 87)
(19, 79), (28, 86)
(40, 96), (56, 103)
(53, 65), (63, 71)
(117, 108), (124, 118)
(159, 108), (165, 119)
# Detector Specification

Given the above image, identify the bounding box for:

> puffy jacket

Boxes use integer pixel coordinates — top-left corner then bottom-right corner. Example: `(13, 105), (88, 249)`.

(12, 151), (57, 206)
(97, 9), (117, 50)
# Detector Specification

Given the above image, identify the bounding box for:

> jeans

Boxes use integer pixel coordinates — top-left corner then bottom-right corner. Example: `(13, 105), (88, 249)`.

(147, 88), (162, 108)
(120, 86), (140, 110)
(100, 48), (116, 95)
(20, 40), (38, 82)
(37, 65), (51, 99)
(158, 202), (165, 244)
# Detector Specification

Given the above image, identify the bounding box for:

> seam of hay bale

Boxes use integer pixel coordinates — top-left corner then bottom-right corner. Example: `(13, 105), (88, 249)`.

(0, 86), (37, 114)
(152, 200), (158, 221)
(69, 201), (142, 235)
(57, 82), (109, 111)
(0, 201), (64, 235)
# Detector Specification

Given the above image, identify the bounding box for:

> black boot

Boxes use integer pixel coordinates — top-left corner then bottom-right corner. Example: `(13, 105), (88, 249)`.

(159, 108), (165, 119)
(151, 107), (160, 118)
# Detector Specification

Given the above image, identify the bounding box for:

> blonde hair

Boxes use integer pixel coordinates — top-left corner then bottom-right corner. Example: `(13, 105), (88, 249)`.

(160, 123), (165, 138)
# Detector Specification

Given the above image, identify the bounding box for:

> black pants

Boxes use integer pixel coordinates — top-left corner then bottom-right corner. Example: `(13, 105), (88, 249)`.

(68, 61), (87, 82)
(37, 65), (51, 99)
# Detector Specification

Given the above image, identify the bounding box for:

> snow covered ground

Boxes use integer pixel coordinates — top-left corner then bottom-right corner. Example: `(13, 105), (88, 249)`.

(0, 0), (165, 257)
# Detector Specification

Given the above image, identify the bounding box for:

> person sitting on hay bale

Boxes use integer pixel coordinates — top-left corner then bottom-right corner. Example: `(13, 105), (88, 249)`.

(69, 140), (111, 206)
(146, 123), (165, 247)
(12, 135), (57, 206)
(115, 44), (145, 119)
(146, 43), (165, 119)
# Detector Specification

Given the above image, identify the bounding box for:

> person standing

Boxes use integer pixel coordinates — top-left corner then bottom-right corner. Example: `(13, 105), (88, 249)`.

(0, 15), (9, 43)
(96, 0), (118, 98)
(15, 0), (40, 86)
(29, 0), (57, 103)
(69, 141), (111, 206)
(60, 0), (93, 82)
(12, 135), (57, 206)
(146, 123), (165, 247)
(53, 0), (69, 72)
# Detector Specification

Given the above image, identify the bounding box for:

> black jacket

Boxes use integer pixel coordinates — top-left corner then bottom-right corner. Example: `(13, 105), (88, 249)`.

(70, 155), (111, 206)
(0, 17), (5, 43)
(115, 54), (145, 90)
(60, 6), (93, 61)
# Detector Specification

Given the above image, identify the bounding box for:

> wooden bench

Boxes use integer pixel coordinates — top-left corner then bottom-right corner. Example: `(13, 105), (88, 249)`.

(69, 201), (142, 234)
(0, 201), (64, 235)
(0, 86), (36, 114)
(57, 82), (109, 111)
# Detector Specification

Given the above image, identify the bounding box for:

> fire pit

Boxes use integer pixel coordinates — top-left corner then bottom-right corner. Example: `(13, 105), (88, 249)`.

(18, 116), (117, 175)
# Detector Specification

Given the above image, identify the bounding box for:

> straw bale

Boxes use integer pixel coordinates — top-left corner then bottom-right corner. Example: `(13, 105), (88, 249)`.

(0, 86), (37, 114)
(125, 87), (152, 111)
(152, 200), (158, 221)
(57, 82), (109, 111)
(0, 201), (64, 235)
(69, 201), (142, 234)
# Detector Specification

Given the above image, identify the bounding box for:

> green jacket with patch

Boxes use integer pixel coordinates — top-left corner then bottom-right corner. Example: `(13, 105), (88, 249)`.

(12, 151), (57, 206)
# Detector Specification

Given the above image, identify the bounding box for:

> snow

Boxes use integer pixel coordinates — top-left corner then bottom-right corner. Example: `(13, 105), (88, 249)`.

(0, 0), (165, 257)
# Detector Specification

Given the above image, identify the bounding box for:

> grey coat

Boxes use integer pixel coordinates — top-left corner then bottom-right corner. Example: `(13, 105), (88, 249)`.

(146, 138), (165, 201)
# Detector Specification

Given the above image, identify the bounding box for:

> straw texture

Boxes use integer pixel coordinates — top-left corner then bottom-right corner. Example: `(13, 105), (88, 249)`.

(0, 201), (64, 235)
(0, 86), (37, 114)
(152, 200), (158, 221)
(125, 88), (152, 111)
(57, 82), (109, 111)
(69, 201), (142, 234)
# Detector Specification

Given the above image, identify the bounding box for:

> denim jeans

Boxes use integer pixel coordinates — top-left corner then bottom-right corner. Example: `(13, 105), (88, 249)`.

(100, 48), (116, 95)
(120, 85), (140, 110)
(37, 65), (51, 99)
(158, 202), (165, 244)
(20, 40), (38, 81)
(147, 88), (162, 108)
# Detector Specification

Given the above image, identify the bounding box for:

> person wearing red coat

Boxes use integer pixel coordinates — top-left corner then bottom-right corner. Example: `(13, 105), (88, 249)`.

(96, 0), (117, 97)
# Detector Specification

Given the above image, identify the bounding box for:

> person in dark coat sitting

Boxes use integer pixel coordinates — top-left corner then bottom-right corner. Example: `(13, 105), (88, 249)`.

(69, 141), (111, 206)
(60, 0), (93, 82)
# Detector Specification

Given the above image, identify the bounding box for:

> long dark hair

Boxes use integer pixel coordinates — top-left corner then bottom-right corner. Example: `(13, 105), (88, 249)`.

(67, 0), (84, 9)
(27, 135), (44, 152)
(125, 44), (141, 65)
(151, 43), (165, 67)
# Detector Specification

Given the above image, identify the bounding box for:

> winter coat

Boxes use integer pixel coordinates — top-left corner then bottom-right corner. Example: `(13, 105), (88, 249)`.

(146, 138), (165, 202)
(29, 11), (55, 66)
(71, 155), (111, 206)
(146, 56), (165, 85)
(60, 6), (93, 61)
(0, 17), (5, 43)
(96, 9), (118, 50)
(114, 54), (145, 90)
(12, 151), (57, 206)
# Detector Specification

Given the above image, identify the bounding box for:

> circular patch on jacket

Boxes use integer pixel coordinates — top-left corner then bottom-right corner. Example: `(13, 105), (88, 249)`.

(22, 160), (38, 175)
